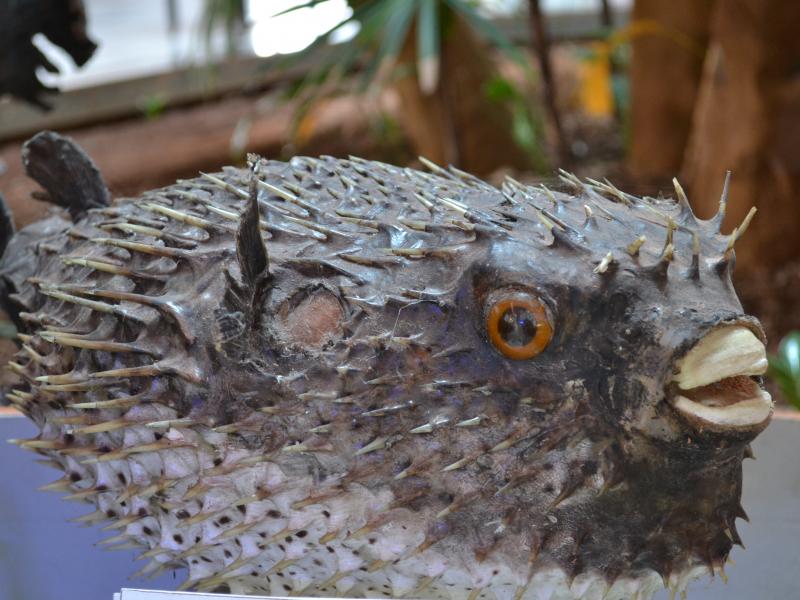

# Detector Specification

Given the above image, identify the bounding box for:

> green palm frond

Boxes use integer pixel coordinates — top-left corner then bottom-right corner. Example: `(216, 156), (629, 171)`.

(274, 0), (523, 94)
(416, 0), (441, 93)
(769, 331), (800, 409)
(201, 0), (246, 56)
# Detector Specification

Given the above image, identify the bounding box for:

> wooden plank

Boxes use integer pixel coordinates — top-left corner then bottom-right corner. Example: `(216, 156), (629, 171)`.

(0, 53), (316, 143)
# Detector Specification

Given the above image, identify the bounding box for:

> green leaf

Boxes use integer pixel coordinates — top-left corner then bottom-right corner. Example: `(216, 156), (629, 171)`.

(416, 0), (440, 93)
(484, 76), (517, 102)
(139, 93), (168, 120)
(355, 0), (415, 87)
(375, 0), (416, 70)
(769, 331), (800, 409)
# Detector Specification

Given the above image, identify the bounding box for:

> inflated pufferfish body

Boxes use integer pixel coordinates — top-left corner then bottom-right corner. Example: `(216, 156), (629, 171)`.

(1, 132), (772, 599)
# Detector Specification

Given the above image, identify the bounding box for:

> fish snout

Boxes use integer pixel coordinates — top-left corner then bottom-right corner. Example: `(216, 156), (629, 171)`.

(669, 325), (772, 434)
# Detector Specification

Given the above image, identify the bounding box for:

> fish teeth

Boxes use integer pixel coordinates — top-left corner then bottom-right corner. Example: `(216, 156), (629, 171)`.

(673, 326), (767, 390)
(673, 392), (773, 430)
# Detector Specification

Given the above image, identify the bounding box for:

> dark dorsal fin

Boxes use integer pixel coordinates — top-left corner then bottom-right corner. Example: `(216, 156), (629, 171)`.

(0, 192), (17, 335)
(21, 130), (110, 220)
(0, 192), (14, 259)
(236, 160), (269, 287)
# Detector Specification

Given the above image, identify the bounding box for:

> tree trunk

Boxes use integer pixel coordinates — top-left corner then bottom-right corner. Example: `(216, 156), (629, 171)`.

(680, 0), (800, 276)
(628, 0), (713, 183)
(392, 16), (532, 175)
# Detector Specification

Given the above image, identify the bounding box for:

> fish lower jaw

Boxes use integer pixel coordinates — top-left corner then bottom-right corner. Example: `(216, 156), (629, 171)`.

(672, 389), (772, 431)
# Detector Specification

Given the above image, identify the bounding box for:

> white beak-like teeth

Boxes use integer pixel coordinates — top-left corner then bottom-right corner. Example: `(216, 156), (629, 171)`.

(673, 327), (767, 390)
(672, 391), (773, 431)
(670, 326), (773, 431)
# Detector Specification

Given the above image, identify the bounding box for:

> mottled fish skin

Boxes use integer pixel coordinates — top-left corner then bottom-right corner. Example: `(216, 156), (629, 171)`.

(2, 155), (768, 599)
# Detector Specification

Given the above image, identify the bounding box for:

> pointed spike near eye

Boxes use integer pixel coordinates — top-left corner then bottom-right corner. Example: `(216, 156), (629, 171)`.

(672, 177), (695, 220)
(593, 252), (615, 274)
(236, 163), (269, 288)
(712, 170), (732, 231)
(723, 226), (739, 260)
(641, 243), (674, 282)
(627, 235), (646, 257)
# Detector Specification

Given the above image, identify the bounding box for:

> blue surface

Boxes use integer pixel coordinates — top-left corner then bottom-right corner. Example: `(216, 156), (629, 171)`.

(1, 415), (798, 600)
(0, 417), (175, 600)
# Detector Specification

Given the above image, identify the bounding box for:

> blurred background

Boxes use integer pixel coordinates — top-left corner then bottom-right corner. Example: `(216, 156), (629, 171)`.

(0, 1), (799, 599)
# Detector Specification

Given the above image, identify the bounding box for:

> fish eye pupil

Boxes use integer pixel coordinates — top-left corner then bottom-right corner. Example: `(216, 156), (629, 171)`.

(498, 306), (537, 347)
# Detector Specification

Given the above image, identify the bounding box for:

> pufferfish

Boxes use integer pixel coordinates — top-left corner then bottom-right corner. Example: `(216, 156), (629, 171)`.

(1, 132), (772, 599)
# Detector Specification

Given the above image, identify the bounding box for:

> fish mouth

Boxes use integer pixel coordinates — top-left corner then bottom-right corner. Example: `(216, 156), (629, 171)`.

(669, 326), (772, 433)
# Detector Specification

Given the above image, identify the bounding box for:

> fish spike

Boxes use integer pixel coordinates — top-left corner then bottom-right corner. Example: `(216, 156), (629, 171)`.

(627, 235), (646, 257)
(236, 160), (269, 289)
(505, 174), (525, 191)
(467, 587), (485, 600)
(534, 208), (555, 231)
(418, 155), (450, 178)
(501, 190), (519, 205)
(712, 170), (732, 230)
(593, 252), (615, 274)
(586, 176), (632, 205)
(734, 206), (757, 242)
(602, 178), (631, 203)
(539, 184), (558, 207)
(723, 226), (739, 260)
(550, 227), (588, 253)
(688, 230), (701, 280)
(558, 168), (584, 190)
(199, 171), (248, 199)
(642, 243), (674, 282)
(355, 436), (388, 456)
(664, 217), (676, 250)
(672, 177), (695, 221)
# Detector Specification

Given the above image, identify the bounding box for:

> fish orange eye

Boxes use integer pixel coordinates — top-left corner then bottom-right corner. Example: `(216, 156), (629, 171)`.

(487, 294), (553, 360)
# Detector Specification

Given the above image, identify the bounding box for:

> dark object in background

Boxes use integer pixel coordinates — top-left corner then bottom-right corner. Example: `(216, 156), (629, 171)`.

(0, 0), (97, 110)
(0, 192), (13, 259)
